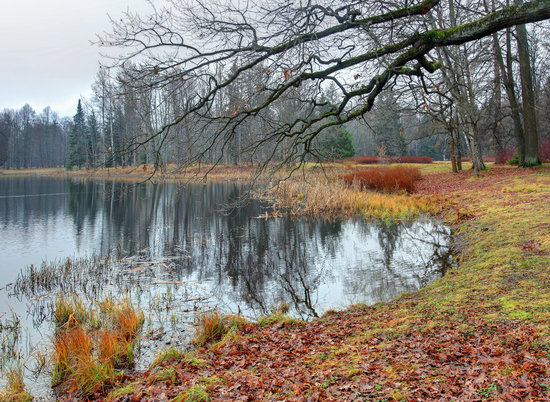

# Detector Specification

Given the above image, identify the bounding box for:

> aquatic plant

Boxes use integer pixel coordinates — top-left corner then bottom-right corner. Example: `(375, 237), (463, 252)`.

(51, 295), (143, 397)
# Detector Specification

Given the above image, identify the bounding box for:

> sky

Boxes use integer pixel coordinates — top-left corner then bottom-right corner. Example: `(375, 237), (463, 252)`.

(0, 0), (154, 117)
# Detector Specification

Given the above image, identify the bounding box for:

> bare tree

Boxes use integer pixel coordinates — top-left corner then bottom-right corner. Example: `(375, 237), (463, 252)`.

(98, 0), (550, 172)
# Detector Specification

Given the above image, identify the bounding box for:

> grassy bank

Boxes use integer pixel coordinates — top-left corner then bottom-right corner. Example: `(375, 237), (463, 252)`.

(5, 163), (550, 400)
(73, 164), (547, 401)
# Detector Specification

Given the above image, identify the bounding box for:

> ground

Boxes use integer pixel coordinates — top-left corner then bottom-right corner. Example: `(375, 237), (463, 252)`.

(5, 163), (550, 400)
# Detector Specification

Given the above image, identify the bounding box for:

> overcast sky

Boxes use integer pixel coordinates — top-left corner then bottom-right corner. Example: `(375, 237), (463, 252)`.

(0, 1), (154, 117)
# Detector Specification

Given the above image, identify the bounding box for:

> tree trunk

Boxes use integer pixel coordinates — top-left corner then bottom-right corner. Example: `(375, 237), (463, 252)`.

(515, 3), (540, 166)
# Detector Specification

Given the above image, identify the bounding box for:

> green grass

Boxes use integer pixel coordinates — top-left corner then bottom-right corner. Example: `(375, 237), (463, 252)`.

(172, 385), (210, 402)
(257, 312), (303, 327)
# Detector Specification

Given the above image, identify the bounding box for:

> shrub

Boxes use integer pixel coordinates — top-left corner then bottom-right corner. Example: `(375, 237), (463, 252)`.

(341, 166), (421, 193)
(495, 148), (516, 165)
(393, 156), (433, 164)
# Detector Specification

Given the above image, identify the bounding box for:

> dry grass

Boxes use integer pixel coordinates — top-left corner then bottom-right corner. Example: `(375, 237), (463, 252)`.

(51, 295), (143, 397)
(266, 169), (434, 220)
(341, 166), (422, 193)
(0, 367), (33, 401)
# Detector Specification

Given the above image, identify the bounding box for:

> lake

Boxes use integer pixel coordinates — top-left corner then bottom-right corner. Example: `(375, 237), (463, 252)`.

(0, 176), (452, 397)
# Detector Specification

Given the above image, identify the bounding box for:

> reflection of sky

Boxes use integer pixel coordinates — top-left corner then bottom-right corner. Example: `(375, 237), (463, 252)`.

(0, 178), (452, 321)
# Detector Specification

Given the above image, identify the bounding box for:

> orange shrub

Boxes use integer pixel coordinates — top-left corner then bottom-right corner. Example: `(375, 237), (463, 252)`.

(341, 166), (422, 193)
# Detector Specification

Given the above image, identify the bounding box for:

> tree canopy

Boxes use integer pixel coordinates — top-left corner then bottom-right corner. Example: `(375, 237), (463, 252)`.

(98, 0), (550, 172)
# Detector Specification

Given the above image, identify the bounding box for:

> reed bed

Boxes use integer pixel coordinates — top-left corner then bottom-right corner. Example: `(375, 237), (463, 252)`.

(265, 170), (435, 220)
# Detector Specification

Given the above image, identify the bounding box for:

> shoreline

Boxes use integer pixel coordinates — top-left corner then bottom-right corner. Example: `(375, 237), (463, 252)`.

(2, 163), (550, 400)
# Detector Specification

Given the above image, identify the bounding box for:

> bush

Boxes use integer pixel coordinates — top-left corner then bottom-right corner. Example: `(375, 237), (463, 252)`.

(341, 166), (422, 193)
(495, 148), (516, 165)
(393, 156), (433, 164)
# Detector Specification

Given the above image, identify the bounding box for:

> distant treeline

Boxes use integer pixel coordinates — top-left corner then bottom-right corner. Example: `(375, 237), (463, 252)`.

(0, 105), (69, 169)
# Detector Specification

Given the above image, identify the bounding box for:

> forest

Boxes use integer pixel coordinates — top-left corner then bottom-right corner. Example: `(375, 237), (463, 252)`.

(1, 0), (549, 172)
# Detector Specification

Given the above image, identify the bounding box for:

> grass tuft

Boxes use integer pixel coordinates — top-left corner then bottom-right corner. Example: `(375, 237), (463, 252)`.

(192, 312), (247, 348)
(151, 347), (184, 368)
(50, 295), (143, 398)
(0, 367), (33, 402)
(172, 384), (210, 402)
(258, 312), (303, 327)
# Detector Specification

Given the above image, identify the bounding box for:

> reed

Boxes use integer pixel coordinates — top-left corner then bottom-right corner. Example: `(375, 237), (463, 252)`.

(265, 170), (434, 220)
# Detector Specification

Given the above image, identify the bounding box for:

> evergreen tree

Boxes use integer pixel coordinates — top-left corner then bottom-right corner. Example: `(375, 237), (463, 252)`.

(317, 126), (356, 160)
(371, 93), (407, 157)
(87, 111), (100, 167)
(67, 100), (87, 168)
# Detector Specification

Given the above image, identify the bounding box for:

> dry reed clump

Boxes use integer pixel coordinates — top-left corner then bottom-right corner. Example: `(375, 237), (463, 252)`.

(341, 166), (421, 193)
(265, 171), (434, 220)
(51, 295), (143, 398)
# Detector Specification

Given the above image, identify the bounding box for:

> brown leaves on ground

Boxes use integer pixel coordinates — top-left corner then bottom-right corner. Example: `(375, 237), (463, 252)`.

(106, 305), (550, 401)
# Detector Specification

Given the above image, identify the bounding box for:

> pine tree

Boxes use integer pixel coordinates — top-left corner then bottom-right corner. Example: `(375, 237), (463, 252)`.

(67, 100), (87, 169)
(370, 94), (408, 157)
(318, 126), (356, 160)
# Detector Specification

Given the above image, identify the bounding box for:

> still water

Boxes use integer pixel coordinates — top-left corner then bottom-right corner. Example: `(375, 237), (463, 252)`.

(0, 176), (452, 396)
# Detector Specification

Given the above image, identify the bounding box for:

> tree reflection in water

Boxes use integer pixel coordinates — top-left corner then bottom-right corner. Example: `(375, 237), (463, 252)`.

(1, 178), (452, 320)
